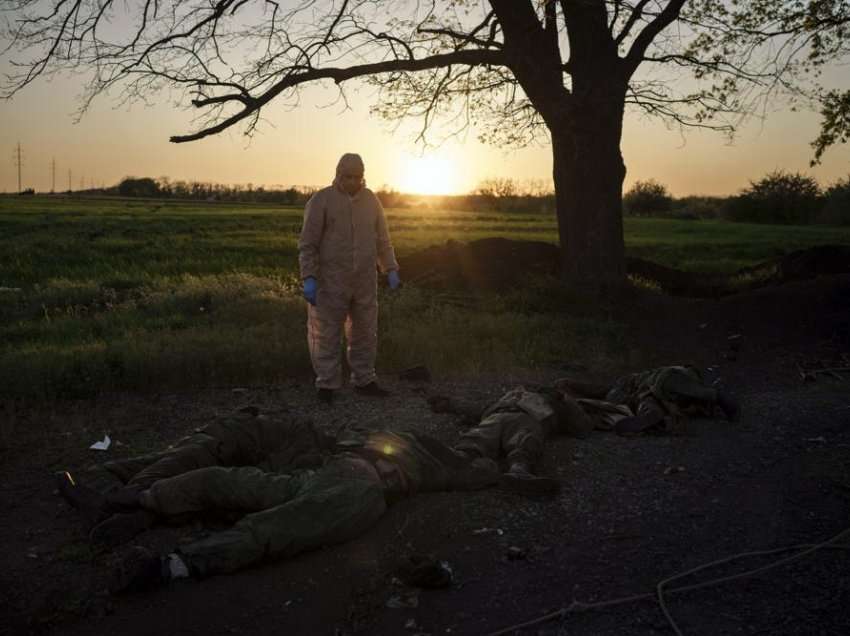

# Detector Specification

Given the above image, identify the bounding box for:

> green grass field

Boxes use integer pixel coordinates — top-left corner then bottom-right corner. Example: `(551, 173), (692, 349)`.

(2, 195), (849, 399)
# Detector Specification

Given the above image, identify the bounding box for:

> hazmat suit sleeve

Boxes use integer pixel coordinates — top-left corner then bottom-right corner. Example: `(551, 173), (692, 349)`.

(298, 192), (325, 280)
(373, 192), (399, 273)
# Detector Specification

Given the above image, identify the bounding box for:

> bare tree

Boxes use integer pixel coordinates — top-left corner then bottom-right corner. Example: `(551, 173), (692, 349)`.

(0, 1), (835, 283)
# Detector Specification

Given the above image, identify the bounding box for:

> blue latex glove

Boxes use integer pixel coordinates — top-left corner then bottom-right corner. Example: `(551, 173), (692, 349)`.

(302, 276), (317, 305)
(388, 270), (401, 290)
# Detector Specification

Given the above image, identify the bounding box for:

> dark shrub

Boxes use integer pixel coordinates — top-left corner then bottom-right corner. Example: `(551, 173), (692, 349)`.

(623, 180), (673, 217)
(819, 177), (850, 225)
(724, 170), (822, 224)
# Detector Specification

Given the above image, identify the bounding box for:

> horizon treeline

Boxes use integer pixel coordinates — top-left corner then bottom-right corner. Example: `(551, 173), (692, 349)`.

(13, 171), (850, 226)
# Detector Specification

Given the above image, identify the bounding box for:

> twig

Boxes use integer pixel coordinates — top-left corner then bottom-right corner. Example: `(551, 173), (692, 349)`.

(799, 366), (850, 382)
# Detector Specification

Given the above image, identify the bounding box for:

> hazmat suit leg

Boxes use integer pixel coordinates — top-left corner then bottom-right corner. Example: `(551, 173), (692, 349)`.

(345, 278), (378, 387)
(307, 282), (351, 389)
(176, 456), (387, 576)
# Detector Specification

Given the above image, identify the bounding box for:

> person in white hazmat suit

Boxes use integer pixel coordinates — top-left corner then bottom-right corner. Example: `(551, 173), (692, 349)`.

(298, 153), (400, 403)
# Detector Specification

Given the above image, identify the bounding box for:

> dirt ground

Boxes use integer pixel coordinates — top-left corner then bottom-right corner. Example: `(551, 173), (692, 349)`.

(2, 243), (849, 636)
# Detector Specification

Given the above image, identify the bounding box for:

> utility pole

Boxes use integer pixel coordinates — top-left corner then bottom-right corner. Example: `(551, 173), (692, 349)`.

(13, 142), (23, 193)
(51, 158), (56, 193)
(68, 169), (72, 193)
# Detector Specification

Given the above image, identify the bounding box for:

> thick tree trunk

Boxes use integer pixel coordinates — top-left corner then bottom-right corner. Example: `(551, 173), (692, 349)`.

(551, 97), (627, 286)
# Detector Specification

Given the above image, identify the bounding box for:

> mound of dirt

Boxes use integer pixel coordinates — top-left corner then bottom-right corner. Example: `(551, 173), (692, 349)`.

(398, 238), (850, 297)
(401, 237), (559, 292)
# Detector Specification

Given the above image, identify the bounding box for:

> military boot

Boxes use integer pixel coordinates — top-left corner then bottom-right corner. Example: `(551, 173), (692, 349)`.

(109, 546), (169, 595)
(56, 471), (110, 527)
(499, 462), (560, 496)
(716, 389), (740, 422)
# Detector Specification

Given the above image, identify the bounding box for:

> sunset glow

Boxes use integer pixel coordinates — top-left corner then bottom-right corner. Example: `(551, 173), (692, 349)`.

(396, 156), (460, 195)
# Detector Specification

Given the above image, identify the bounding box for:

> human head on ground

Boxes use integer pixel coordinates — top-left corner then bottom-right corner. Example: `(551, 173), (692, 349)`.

(335, 153), (365, 196)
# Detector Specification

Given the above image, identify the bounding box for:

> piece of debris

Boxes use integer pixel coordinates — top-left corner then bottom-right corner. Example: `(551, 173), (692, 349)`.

(805, 436), (827, 443)
(472, 527), (503, 536)
(727, 334), (743, 351)
(399, 365), (431, 382)
(396, 554), (453, 589)
(663, 465), (686, 475)
(89, 435), (111, 451)
(386, 592), (420, 609)
(505, 546), (526, 561)
(404, 618), (421, 630)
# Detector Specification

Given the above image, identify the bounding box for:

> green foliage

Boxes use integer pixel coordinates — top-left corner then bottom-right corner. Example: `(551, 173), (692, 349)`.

(117, 177), (161, 198)
(2, 196), (850, 399)
(670, 196), (726, 220)
(722, 171), (822, 225)
(812, 90), (850, 164)
(623, 180), (673, 217)
(820, 176), (850, 225)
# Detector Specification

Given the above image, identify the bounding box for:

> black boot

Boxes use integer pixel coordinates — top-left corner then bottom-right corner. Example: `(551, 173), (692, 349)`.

(716, 389), (740, 422)
(56, 472), (110, 527)
(355, 382), (390, 397)
(109, 546), (169, 595)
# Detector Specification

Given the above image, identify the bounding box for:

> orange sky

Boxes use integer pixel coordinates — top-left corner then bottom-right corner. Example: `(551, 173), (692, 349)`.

(1, 71), (849, 197)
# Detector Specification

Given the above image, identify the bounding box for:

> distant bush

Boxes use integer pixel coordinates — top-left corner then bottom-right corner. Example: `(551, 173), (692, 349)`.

(375, 187), (412, 208)
(670, 196), (726, 220)
(118, 177), (161, 198)
(723, 170), (822, 224)
(819, 177), (850, 225)
(623, 180), (673, 217)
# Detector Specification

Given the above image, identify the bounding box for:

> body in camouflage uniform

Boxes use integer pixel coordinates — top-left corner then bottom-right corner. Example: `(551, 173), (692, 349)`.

(555, 365), (737, 434)
(67, 414), (497, 579)
(90, 410), (326, 494)
(454, 387), (593, 492)
(144, 429), (497, 576)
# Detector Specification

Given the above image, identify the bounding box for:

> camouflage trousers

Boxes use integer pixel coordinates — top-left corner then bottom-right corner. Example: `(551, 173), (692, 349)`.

(455, 411), (544, 468)
(141, 454), (387, 576)
(83, 412), (323, 495)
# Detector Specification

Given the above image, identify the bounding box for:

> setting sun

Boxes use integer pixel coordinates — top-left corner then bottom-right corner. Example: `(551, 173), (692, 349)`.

(395, 156), (460, 195)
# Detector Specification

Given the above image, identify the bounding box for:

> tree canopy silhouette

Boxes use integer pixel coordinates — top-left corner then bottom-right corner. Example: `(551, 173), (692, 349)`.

(2, 1), (845, 283)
